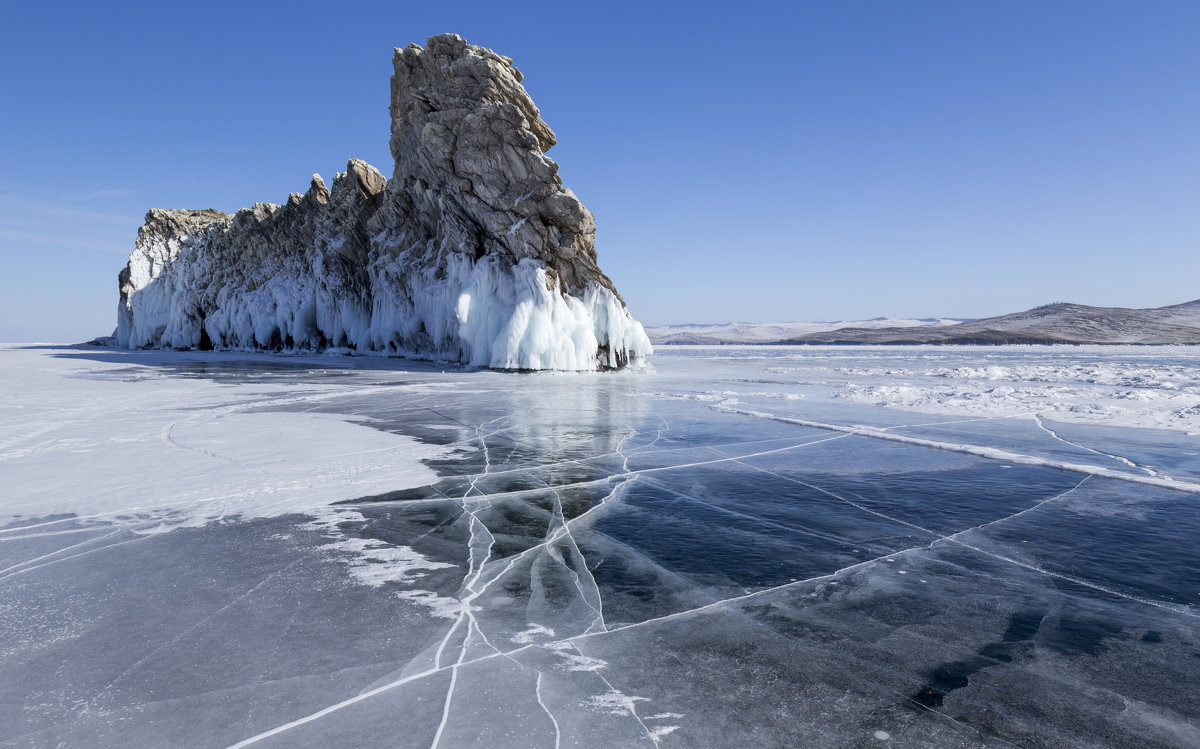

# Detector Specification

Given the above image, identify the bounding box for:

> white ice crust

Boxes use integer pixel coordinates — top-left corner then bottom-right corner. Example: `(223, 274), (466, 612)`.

(828, 358), (1200, 434)
(677, 345), (1200, 435)
(116, 227), (652, 371)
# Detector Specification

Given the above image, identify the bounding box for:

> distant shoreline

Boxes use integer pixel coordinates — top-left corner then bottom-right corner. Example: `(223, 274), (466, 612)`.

(646, 299), (1200, 347)
(652, 341), (1199, 347)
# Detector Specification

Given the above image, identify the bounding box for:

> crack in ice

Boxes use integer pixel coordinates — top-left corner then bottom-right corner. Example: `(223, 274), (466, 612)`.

(1034, 413), (1164, 478)
(713, 404), (1200, 494)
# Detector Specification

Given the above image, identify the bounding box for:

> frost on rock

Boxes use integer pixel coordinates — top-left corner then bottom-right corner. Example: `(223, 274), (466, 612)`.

(115, 34), (651, 371)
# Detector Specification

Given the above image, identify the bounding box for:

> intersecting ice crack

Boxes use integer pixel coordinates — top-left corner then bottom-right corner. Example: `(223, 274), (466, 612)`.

(545, 485), (607, 632)
(428, 409), (663, 748)
(226, 529), (1023, 749)
(223, 392), (1200, 747)
(0, 527), (158, 581)
(219, 466), (1098, 749)
(429, 417), (504, 749)
(225, 411), (674, 747)
(434, 439), (628, 738)
(689, 400), (1200, 614)
(733, 457), (1200, 618)
(0, 528), (125, 577)
(222, 425), (854, 747)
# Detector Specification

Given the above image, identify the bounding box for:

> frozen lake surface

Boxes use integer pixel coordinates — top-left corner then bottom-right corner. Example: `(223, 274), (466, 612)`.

(2, 344), (1199, 748)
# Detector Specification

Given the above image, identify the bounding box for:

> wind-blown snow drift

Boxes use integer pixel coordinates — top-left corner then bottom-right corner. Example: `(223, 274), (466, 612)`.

(115, 34), (651, 370)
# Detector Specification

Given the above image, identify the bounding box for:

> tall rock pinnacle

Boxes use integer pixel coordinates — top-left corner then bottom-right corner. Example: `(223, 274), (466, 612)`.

(115, 34), (651, 370)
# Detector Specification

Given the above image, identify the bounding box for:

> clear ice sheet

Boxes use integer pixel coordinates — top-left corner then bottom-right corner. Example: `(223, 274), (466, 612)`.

(2, 344), (1199, 748)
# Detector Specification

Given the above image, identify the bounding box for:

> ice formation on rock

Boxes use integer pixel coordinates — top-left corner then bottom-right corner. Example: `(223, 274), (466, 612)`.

(115, 34), (651, 370)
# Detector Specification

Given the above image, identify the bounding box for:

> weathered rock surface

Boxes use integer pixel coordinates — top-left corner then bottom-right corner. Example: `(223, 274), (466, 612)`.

(116, 34), (651, 370)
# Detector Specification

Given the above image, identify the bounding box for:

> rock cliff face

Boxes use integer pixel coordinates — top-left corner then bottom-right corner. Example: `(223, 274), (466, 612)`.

(116, 34), (651, 370)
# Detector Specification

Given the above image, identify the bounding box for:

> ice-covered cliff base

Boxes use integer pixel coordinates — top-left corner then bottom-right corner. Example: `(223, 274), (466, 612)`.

(117, 203), (649, 370)
(114, 34), (651, 370)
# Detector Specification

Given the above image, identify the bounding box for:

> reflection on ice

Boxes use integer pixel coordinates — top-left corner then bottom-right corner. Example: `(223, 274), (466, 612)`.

(2, 344), (1199, 747)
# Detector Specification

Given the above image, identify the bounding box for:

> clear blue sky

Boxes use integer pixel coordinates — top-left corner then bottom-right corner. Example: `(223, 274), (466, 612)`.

(2, 0), (1197, 341)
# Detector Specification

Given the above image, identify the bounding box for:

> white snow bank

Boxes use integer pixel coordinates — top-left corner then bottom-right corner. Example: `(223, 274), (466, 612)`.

(652, 345), (1200, 434)
(835, 360), (1200, 433)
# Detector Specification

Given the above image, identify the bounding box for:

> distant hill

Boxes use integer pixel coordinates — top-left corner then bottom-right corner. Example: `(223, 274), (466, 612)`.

(782, 300), (1200, 345)
(645, 318), (970, 345)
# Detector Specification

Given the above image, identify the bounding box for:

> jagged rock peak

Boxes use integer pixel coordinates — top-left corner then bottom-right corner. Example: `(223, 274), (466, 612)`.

(384, 34), (607, 297)
(393, 34), (553, 152)
(114, 35), (651, 370)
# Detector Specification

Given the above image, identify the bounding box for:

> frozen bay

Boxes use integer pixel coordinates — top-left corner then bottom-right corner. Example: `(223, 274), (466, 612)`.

(2, 344), (1198, 747)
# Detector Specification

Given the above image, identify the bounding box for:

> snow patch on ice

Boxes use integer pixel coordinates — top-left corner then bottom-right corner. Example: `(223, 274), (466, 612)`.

(584, 689), (649, 715)
(320, 536), (454, 587)
(394, 589), (467, 619)
(511, 623), (556, 644)
(306, 507), (464, 618)
(548, 641), (609, 671)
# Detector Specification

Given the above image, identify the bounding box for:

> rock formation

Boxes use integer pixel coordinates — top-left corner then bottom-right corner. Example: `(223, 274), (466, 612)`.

(116, 34), (651, 370)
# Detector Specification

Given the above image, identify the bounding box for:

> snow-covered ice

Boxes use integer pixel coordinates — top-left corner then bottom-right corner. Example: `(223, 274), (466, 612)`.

(0, 347), (448, 527)
(2, 343), (1198, 748)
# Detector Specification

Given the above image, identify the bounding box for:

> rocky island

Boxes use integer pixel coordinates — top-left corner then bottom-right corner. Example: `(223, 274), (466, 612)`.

(115, 34), (651, 370)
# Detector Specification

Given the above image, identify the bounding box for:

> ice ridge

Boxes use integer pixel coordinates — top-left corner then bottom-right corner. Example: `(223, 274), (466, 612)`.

(114, 34), (651, 371)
